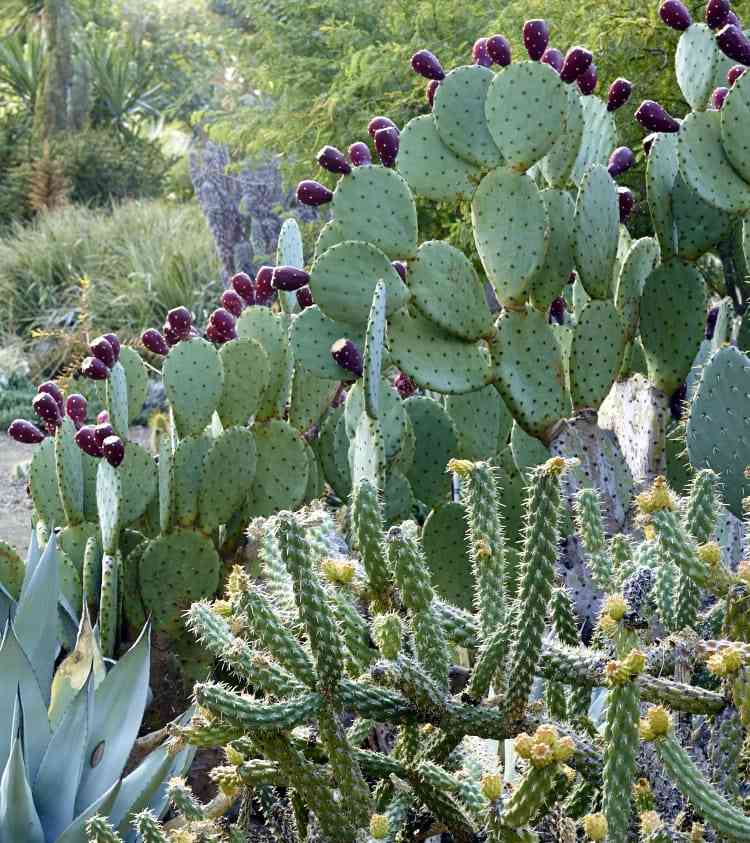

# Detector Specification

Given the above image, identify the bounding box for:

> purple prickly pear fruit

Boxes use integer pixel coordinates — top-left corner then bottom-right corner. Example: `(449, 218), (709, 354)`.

(727, 10), (741, 26)
(706, 0), (731, 29)
(472, 38), (493, 66)
(32, 392), (61, 429)
(728, 64), (747, 84)
(523, 19), (550, 60)
(549, 297), (566, 325)
(296, 287), (314, 309)
(375, 127), (400, 168)
(103, 333), (120, 362)
(231, 271), (255, 303)
(296, 179), (333, 206)
(37, 381), (64, 413)
(81, 356), (110, 381)
(426, 79), (440, 107)
(330, 338), (363, 378)
(487, 34), (511, 66)
(394, 371), (416, 398)
(607, 77), (633, 111)
(635, 100), (680, 133)
(348, 141), (372, 166)
(541, 47), (564, 73)
(608, 146), (636, 178)
(221, 289), (245, 317)
(669, 383), (687, 420)
(559, 46), (593, 83)
(89, 336), (116, 369)
(316, 145), (351, 175)
(8, 419), (45, 444)
(65, 394), (87, 427)
(712, 85), (730, 108)
(97, 410), (109, 424)
(207, 308), (237, 343)
(102, 435), (125, 468)
(716, 24), (750, 64)
(272, 266), (310, 291)
(618, 186), (635, 222)
(410, 50), (445, 80)
(94, 422), (114, 447)
(392, 261), (407, 281)
(166, 306), (193, 337)
(659, 0), (692, 30)
(367, 116), (397, 137)
(254, 266), (275, 305)
(577, 62), (598, 95)
(75, 425), (103, 458)
(705, 306), (720, 339)
(141, 328), (169, 356)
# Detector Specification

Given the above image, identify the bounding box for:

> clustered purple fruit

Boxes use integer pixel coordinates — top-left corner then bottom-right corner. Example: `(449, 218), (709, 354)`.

(330, 338), (363, 379)
(80, 332), (121, 383)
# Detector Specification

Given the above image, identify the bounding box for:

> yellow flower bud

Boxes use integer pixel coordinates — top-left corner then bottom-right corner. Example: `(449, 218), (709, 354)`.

(530, 742), (554, 768)
(599, 613), (618, 637)
(475, 539), (492, 559)
(738, 559), (750, 585)
(707, 652), (727, 677)
(544, 456), (568, 476)
(561, 764), (577, 782)
(721, 645), (745, 674)
(643, 524), (656, 541)
(647, 706), (671, 737)
(640, 810), (662, 836)
(534, 724), (559, 746)
(633, 778), (652, 800)
(697, 542), (721, 567)
(226, 565), (250, 596)
(447, 459), (474, 477)
(604, 595), (628, 621)
(554, 735), (575, 763)
(480, 772), (503, 801)
(583, 813), (608, 842)
(690, 823), (705, 843)
(636, 477), (674, 514)
(370, 814), (390, 840)
(514, 732), (534, 759)
(225, 745), (245, 766)
(639, 718), (656, 742)
(211, 599), (232, 617)
(623, 648), (646, 676)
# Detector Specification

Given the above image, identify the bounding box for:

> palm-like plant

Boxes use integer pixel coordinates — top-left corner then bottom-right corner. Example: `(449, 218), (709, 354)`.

(0, 32), (44, 109)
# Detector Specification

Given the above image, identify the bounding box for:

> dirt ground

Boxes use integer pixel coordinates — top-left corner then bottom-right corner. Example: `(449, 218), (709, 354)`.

(0, 434), (34, 554)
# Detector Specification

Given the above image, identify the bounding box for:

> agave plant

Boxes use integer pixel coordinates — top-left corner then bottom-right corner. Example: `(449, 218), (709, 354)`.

(0, 532), (195, 842)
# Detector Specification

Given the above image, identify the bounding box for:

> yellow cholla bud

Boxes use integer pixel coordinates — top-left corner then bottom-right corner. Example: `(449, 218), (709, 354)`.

(226, 565), (250, 596)
(604, 595), (628, 621)
(639, 718), (656, 742)
(210, 765), (241, 797)
(554, 735), (575, 763)
(646, 706), (671, 737)
(643, 524), (656, 541)
(514, 732), (534, 759)
(690, 823), (705, 843)
(480, 772), (503, 801)
(475, 539), (492, 559)
(639, 476), (675, 514)
(544, 456), (568, 476)
(599, 613), (618, 637)
(534, 724), (559, 746)
(225, 745), (246, 766)
(706, 652), (727, 677)
(623, 648), (646, 676)
(583, 813), (608, 842)
(722, 645), (745, 673)
(738, 560), (750, 585)
(560, 764), (577, 782)
(697, 542), (721, 567)
(606, 659), (628, 686)
(370, 814), (390, 840)
(530, 741), (554, 768)
(321, 558), (355, 584)
(633, 778), (652, 800)
(211, 599), (232, 617)
(640, 810), (662, 836)
(447, 459), (474, 477)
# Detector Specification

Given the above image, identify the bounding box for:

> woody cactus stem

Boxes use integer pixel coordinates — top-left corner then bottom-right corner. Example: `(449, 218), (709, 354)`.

(502, 457), (572, 722)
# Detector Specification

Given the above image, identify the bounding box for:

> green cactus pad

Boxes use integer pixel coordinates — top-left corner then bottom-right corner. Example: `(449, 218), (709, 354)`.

(158, 435), (173, 533)
(686, 345), (750, 516)
(422, 501), (473, 611)
(81, 451), (99, 523)
(433, 64), (502, 168)
(30, 436), (65, 528)
(139, 529), (221, 633)
(346, 379), (410, 464)
(471, 167), (548, 306)
(614, 236), (661, 343)
(118, 441), (157, 526)
(349, 413), (386, 490)
(198, 427), (257, 532)
(510, 421), (550, 474)
(58, 522), (98, 576)
(58, 547), (82, 619)
(0, 540), (23, 600)
(163, 338), (224, 437)
(387, 307), (493, 394)
(309, 240), (408, 327)
(446, 385), (505, 461)
(363, 280), (387, 418)
(105, 361), (129, 438)
(383, 469), (414, 523)
(403, 396), (458, 507)
(245, 420), (309, 516)
(679, 110), (750, 213)
(118, 346), (149, 421)
(290, 305), (364, 381)
(672, 174), (733, 261)
(55, 417), (84, 526)
(570, 300), (627, 410)
(571, 96), (617, 187)
(276, 218), (305, 313)
(640, 258), (707, 395)
(314, 219), (347, 258)
(236, 307), (289, 420)
(302, 439), (324, 503)
(332, 165), (418, 259)
(676, 24), (724, 110)
(96, 460), (122, 554)
(407, 240), (493, 341)
(397, 115), (482, 202)
(574, 164), (620, 300)
(490, 306), (570, 442)
(172, 434), (211, 527)
(288, 369), (339, 433)
(721, 69), (750, 184)
(316, 406), (351, 500)
(645, 132), (678, 260)
(485, 61), (567, 171)
(217, 338), (270, 427)
(528, 189), (576, 312)
(541, 86), (584, 188)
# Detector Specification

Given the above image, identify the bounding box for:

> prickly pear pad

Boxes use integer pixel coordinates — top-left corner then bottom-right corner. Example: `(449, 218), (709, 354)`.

(55, 417), (84, 526)
(331, 165), (418, 259)
(314, 219), (346, 258)
(571, 97), (617, 188)
(433, 65), (503, 168)
(117, 441), (157, 526)
(614, 237), (661, 342)
(645, 133), (679, 259)
(403, 396), (458, 507)
(236, 307), (289, 420)
(485, 61), (567, 171)
(383, 468), (414, 523)
(198, 427), (257, 532)
(217, 338), (270, 427)
(363, 281), (387, 418)
(317, 406), (351, 500)
(397, 115), (481, 202)
(676, 24), (723, 110)
(528, 189), (576, 312)
(173, 434), (211, 527)
(574, 164), (620, 300)
(106, 361), (129, 438)
(721, 69), (750, 184)
(679, 110), (750, 212)
(288, 369), (338, 433)
(290, 306), (364, 381)
(471, 167), (548, 306)
(446, 385), (505, 461)
(245, 420), (309, 517)
(407, 240), (493, 341)
(387, 307), (493, 394)
(350, 413), (386, 491)
(30, 436), (66, 528)
(422, 501), (473, 611)
(541, 86), (584, 188)
(118, 346), (149, 421)
(570, 300), (627, 411)
(96, 460), (122, 554)
(158, 435), (173, 533)
(163, 338), (224, 437)
(671, 174), (732, 261)
(345, 379), (410, 464)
